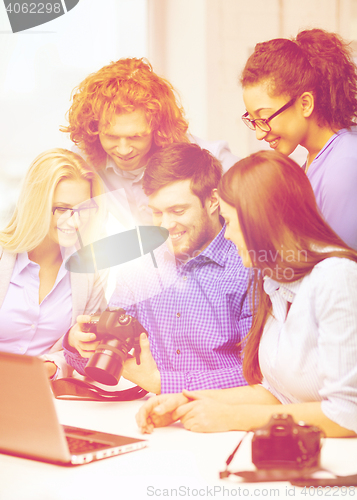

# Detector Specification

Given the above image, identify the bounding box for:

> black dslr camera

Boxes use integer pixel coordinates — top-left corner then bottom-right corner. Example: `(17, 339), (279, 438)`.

(82, 308), (147, 386)
(252, 414), (322, 469)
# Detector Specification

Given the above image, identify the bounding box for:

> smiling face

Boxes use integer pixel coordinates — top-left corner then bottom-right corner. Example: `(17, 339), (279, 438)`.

(243, 82), (310, 156)
(219, 198), (252, 268)
(148, 179), (220, 261)
(49, 178), (92, 248)
(99, 108), (154, 171)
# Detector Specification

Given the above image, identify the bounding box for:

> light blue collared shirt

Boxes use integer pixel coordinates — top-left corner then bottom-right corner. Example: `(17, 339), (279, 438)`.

(0, 252), (72, 356)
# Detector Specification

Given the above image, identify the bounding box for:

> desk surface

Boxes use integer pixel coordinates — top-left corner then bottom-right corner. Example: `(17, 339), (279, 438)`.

(1, 395), (356, 500)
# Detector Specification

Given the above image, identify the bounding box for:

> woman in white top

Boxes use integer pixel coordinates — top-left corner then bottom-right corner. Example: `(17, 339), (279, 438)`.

(0, 149), (107, 378)
(136, 150), (357, 437)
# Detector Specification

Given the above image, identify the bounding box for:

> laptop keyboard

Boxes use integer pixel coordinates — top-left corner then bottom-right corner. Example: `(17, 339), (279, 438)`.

(66, 436), (108, 454)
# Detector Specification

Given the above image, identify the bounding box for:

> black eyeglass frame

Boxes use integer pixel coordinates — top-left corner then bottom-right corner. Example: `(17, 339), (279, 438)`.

(242, 97), (297, 132)
(52, 200), (99, 218)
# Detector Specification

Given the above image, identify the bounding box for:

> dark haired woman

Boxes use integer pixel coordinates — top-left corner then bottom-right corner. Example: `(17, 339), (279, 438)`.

(240, 28), (357, 250)
(136, 151), (357, 438)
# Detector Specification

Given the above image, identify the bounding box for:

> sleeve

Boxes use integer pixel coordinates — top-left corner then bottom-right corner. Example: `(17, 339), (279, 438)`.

(160, 363), (247, 393)
(41, 350), (74, 379)
(320, 155), (357, 250)
(83, 268), (108, 316)
(62, 336), (87, 376)
(314, 260), (357, 432)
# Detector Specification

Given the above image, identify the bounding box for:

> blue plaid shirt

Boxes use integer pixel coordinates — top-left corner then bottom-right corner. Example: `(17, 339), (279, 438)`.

(64, 226), (252, 392)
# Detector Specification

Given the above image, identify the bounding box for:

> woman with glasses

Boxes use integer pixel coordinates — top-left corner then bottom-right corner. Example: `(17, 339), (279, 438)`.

(0, 149), (107, 378)
(241, 28), (357, 251)
(135, 150), (357, 437)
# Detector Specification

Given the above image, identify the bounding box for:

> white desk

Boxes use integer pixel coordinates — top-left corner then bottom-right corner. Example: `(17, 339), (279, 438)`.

(1, 395), (356, 500)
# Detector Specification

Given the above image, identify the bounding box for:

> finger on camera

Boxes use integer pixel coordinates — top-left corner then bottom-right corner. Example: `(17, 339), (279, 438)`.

(76, 315), (93, 330)
(76, 330), (97, 342)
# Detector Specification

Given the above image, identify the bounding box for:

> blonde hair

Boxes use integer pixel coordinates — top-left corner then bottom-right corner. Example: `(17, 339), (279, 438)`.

(0, 149), (103, 253)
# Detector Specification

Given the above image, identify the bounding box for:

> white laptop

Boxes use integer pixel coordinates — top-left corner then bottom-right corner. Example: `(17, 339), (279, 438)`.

(0, 351), (146, 465)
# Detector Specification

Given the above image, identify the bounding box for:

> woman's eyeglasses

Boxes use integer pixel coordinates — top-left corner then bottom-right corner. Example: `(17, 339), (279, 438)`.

(52, 200), (99, 221)
(242, 98), (296, 132)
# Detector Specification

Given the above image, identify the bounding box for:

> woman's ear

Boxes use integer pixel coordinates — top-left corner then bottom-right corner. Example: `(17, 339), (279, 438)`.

(299, 92), (314, 118)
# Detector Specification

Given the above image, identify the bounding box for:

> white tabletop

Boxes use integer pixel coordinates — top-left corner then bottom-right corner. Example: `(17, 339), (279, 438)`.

(1, 394), (357, 500)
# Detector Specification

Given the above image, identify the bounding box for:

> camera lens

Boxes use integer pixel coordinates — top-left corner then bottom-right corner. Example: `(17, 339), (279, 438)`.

(85, 337), (128, 385)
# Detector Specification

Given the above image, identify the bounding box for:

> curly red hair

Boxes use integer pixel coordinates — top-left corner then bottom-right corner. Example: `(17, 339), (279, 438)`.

(61, 58), (189, 169)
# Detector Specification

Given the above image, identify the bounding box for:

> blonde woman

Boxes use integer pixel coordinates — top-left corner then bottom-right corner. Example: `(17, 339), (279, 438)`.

(0, 149), (107, 378)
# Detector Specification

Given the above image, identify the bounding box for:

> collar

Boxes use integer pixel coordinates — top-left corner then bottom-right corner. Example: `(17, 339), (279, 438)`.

(263, 275), (303, 303)
(159, 224), (229, 270)
(15, 251), (35, 274)
(182, 225), (229, 269)
(11, 252), (38, 286)
(12, 251), (68, 287)
(105, 157), (146, 183)
(312, 127), (356, 163)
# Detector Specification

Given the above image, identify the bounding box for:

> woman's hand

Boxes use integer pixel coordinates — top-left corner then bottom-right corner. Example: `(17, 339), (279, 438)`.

(68, 315), (100, 358)
(136, 393), (189, 433)
(173, 390), (238, 433)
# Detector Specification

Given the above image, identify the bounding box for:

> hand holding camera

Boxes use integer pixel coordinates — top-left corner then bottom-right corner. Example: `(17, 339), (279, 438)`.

(68, 308), (161, 392)
(68, 316), (100, 358)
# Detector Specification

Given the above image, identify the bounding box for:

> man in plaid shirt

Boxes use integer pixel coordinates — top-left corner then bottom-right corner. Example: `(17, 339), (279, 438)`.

(65, 143), (251, 394)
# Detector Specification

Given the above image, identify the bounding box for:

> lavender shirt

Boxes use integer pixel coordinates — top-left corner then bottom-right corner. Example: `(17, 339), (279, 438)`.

(306, 127), (357, 250)
(0, 252), (72, 355)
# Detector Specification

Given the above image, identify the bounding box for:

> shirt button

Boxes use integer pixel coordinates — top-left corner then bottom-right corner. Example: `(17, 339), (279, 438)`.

(31, 324), (35, 329)
(176, 350), (181, 355)
(182, 276), (187, 281)
(176, 313), (181, 318)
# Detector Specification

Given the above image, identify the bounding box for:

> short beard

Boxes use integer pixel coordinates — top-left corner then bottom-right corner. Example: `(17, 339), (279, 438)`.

(174, 213), (218, 264)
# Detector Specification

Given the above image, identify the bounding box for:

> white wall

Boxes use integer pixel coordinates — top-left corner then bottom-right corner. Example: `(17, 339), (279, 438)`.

(0, 0), (148, 226)
(2, 0), (357, 226)
(148, 0), (357, 164)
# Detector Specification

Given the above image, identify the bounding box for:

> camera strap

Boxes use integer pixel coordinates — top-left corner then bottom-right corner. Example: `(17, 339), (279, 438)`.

(51, 378), (148, 401)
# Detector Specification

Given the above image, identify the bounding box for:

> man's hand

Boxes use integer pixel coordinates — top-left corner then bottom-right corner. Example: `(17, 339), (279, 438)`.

(173, 389), (237, 433)
(68, 315), (99, 358)
(136, 393), (189, 433)
(123, 333), (161, 394)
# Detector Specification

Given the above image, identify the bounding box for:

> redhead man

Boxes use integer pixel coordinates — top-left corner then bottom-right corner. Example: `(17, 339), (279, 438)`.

(62, 58), (238, 224)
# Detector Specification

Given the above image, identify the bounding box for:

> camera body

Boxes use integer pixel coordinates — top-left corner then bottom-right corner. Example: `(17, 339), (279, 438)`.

(252, 414), (322, 469)
(82, 308), (147, 386)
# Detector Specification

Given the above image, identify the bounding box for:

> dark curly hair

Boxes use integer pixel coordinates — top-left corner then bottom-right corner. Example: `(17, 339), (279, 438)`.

(241, 29), (357, 129)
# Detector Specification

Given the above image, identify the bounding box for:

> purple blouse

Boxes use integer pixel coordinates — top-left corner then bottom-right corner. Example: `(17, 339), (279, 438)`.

(306, 127), (357, 250)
